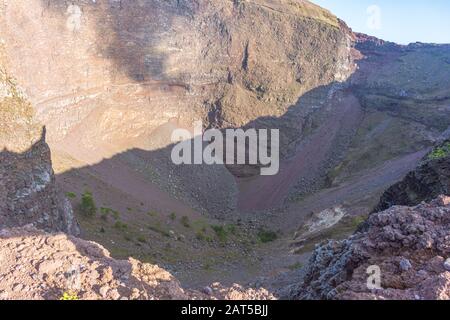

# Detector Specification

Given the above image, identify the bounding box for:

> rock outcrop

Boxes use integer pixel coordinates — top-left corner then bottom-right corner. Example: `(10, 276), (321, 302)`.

(291, 135), (450, 300)
(283, 196), (450, 300)
(0, 66), (79, 234)
(0, 225), (274, 300)
(374, 140), (450, 212)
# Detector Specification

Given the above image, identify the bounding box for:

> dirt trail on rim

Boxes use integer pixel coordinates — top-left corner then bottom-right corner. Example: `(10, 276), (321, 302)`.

(238, 91), (363, 212)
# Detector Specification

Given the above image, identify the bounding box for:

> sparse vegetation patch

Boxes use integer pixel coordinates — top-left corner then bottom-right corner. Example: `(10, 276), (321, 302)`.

(79, 191), (97, 217)
(428, 142), (450, 160)
(114, 221), (128, 231)
(65, 192), (77, 199)
(211, 225), (228, 242)
(257, 229), (278, 243)
(181, 216), (191, 228)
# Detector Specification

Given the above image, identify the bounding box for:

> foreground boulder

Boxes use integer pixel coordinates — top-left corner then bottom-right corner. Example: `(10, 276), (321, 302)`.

(375, 140), (450, 212)
(0, 226), (274, 300)
(284, 196), (450, 300)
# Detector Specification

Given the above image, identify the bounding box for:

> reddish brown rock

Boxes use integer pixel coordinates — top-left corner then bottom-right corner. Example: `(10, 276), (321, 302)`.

(284, 197), (450, 300)
(0, 67), (79, 235)
(0, 226), (275, 300)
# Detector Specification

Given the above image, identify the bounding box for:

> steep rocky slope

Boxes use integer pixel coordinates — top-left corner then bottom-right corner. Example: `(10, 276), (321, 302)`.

(282, 35), (450, 264)
(238, 34), (450, 213)
(0, 66), (79, 234)
(0, 226), (274, 300)
(2, 0), (354, 134)
(375, 140), (450, 211)
(1, 0), (356, 214)
(284, 147), (450, 300)
(283, 196), (450, 300)
(325, 36), (450, 188)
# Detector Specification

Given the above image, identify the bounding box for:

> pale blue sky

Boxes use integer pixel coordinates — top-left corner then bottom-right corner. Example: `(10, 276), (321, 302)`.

(311, 0), (450, 44)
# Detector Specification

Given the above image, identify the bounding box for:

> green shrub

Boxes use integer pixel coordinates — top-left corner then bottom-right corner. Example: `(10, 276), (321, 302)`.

(169, 212), (177, 221)
(100, 208), (110, 221)
(287, 262), (303, 271)
(100, 207), (111, 214)
(114, 221), (128, 231)
(65, 192), (77, 199)
(211, 225), (227, 242)
(202, 263), (212, 270)
(351, 216), (367, 228)
(196, 230), (212, 242)
(100, 207), (120, 221)
(137, 236), (147, 243)
(111, 210), (120, 220)
(181, 216), (191, 228)
(257, 229), (278, 243)
(148, 224), (171, 238)
(225, 224), (237, 235)
(196, 231), (205, 241)
(428, 142), (450, 160)
(79, 191), (96, 217)
(147, 210), (158, 217)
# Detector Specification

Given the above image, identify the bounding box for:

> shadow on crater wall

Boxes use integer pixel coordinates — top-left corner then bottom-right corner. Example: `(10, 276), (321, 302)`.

(40, 0), (199, 83)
